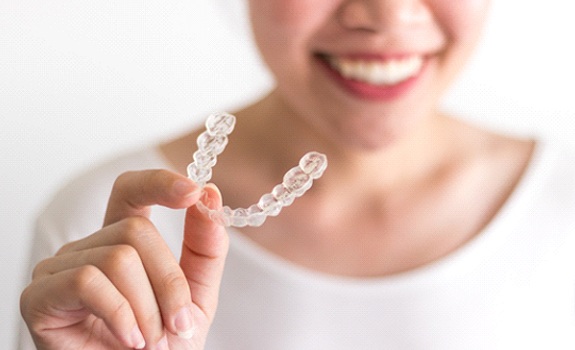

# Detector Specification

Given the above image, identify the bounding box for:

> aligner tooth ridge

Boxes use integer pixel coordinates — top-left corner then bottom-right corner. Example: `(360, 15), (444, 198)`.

(187, 113), (327, 227)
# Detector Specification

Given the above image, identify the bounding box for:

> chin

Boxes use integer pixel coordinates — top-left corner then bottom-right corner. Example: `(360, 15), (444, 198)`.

(334, 126), (402, 152)
(327, 112), (414, 152)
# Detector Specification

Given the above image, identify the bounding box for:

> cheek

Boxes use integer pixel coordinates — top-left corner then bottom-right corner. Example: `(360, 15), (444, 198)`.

(431, 0), (490, 42)
(249, 1), (303, 63)
(248, 0), (337, 80)
(249, 0), (317, 33)
(248, 0), (338, 44)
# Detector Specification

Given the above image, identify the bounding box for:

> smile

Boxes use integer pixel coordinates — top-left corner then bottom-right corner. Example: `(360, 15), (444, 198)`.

(324, 55), (424, 86)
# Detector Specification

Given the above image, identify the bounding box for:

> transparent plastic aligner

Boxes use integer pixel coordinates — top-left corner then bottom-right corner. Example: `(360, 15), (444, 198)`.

(188, 113), (327, 228)
(187, 112), (236, 187)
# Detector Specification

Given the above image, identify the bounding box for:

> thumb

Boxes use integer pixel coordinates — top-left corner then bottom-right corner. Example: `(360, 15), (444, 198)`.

(180, 183), (229, 321)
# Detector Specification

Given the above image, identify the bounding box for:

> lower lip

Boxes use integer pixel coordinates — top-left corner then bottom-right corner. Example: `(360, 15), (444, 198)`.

(316, 56), (425, 101)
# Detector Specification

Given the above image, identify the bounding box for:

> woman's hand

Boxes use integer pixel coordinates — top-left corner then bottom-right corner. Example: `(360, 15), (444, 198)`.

(20, 170), (229, 349)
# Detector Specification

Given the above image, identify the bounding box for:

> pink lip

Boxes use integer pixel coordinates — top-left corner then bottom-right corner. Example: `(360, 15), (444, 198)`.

(338, 53), (417, 61)
(315, 54), (426, 101)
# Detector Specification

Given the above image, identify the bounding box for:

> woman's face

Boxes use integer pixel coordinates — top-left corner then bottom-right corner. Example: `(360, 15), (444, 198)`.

(248, 0), (490, 150)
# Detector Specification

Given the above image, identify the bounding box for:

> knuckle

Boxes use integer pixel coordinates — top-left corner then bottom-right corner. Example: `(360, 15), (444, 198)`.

(148, 169), (182, 196)
(118, 216), (162, 250)
(113, 171), (136, 191)
(116, 169), (171, 191)
(119, 216), (159, 245)
(160, 270), (189, 299)
(19, 285), (33, 315)
(108, 297), (133, 324)
(20, 283), (49, 331)
(31, 258), (50, 279)
(70, 265), (103, 293)
(95, 295), (136, 336)
(150, 168), (173, 184)
(102, 244), (141, 272)
(141, 308), (163, 331)
(55, 241), (76, 255)
(122, 215), (155, 234)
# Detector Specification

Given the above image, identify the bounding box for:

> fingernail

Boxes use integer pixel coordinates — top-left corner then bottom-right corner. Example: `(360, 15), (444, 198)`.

(174, 307), (195, 339)
(153, 335), (169, 350)
(130, 325), (146, 349)
(173, 180), (200, 198)
(198, 189), (215, 211)
(203, 183), (222, 210)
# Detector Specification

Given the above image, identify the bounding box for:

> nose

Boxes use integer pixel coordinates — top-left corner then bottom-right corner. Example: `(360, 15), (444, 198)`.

(338, 0), (433, 33)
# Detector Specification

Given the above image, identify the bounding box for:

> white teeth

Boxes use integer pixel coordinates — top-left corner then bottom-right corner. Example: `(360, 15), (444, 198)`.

(327, 56), (423, 85)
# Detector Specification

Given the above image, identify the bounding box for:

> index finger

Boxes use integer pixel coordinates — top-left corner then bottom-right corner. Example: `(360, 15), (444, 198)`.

(104, 169), (202, 226)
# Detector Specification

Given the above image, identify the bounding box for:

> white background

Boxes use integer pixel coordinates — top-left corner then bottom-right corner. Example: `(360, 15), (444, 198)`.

(1, 1), (574, 347)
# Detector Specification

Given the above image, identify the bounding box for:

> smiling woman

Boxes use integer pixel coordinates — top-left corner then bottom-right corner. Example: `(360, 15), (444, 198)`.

(13, 0), (575, 349)
(245, 0), (491, 149)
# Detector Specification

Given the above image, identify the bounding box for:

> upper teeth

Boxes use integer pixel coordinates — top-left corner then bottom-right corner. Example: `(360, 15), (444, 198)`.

(327, 56), (423, 85)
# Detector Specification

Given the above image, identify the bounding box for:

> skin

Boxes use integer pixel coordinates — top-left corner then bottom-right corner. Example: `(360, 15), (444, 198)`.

(21, 172), (228, 349)
(21, 0), (534, 348)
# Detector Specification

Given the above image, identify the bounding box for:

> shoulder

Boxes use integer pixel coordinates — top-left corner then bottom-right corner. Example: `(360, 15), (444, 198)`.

(35, 146), (170, 250)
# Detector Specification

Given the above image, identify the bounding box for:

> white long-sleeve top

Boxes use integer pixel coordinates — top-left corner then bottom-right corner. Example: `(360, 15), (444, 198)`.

(19, 140), (575, 349)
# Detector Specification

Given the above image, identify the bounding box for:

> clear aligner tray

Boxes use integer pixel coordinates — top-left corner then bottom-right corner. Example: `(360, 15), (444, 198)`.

(187, 112), (327, 227)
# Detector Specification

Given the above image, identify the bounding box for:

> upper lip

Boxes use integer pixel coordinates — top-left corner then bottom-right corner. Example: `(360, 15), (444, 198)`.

(315, 51), (430, 62)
